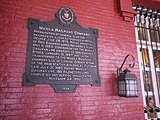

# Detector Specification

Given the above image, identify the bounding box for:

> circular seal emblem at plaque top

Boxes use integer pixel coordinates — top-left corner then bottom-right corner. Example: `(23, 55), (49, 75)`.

(57, 7), (75, 25)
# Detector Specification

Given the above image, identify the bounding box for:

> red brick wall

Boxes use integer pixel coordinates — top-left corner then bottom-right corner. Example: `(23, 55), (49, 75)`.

(0, 0), (145, 120)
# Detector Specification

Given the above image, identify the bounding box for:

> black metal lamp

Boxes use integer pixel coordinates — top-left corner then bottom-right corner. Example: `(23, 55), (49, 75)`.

(117, 54), (138, 97)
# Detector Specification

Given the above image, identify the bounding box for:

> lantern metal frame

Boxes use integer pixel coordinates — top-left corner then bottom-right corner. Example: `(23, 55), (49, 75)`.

(117, 54), (138, 97)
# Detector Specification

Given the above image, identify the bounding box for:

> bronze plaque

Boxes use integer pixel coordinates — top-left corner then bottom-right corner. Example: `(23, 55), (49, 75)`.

(23, 7), (100, 92)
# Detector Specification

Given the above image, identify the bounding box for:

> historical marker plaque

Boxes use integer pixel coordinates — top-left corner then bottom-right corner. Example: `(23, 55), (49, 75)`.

(23, 7), (100, 92)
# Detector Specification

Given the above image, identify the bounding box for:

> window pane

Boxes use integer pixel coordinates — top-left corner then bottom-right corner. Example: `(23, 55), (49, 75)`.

(156, 72), (160, 93)
(140, 48), (149, 67)
(153, 50), (160, 68)
(143, 71), (152, 91)
(150, 27), (159, 42)
(138, 23), (148, 41)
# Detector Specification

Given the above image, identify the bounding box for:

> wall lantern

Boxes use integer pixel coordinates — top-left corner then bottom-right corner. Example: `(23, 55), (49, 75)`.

(117, 54), (138, 97)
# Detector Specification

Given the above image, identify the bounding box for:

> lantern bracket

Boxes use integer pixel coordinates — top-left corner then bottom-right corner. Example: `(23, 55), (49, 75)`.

(117, 54), (135, 76)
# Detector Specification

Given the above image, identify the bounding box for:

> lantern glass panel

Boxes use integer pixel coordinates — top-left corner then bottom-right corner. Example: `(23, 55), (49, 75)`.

(118, 81), (126, 95)
(126, 79), (138, 97)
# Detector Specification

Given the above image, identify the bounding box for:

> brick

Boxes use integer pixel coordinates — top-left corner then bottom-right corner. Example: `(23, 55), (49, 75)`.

(0, 111), (5, 117)
(36, 108), (52, 114)
(21, 93), (34, 98)
(4, 110), (23, 116)
(82, 106), (97, 111)
(5, 104), (24, 110)
(6, 77), (22, 82)
(8, 82), (22, 87)
(0, 93), (5, 99)
(81, 110), (95, 115)
(32, 103), (48, 109)
(82, 115), (97, 120)
(3, 116), (28, 120)
(5, 93), (22, 98)
(20, 98), (34, 104)
(0, 105), (5, 110)
(33, 87), (53, 93)
(80, 91), (103, 96)
(22, 87), (33, 93)
(33, 114), (49, 119)
(6, 88), (22, 93)
(48, 103), (58, 108)
(0, 99), (20, 104)
(34, 93), (54, 98)
(78, 101), (95, 106)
